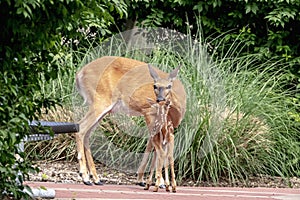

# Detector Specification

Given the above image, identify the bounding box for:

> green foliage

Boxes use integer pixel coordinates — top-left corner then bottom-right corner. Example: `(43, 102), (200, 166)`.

(124, 0), (300, 90)
(0, 0), (126, 198)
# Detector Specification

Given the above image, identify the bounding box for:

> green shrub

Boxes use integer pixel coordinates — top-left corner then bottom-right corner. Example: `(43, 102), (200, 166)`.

(0, 0), (126, 198)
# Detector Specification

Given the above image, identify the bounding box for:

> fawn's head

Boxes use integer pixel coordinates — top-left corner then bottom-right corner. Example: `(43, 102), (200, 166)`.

(148, 64), (181, 103)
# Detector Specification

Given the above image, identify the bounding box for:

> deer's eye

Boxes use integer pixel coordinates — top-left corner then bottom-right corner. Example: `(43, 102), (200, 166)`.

(166, 85), (172, 89)
(153, 85), (158, 90)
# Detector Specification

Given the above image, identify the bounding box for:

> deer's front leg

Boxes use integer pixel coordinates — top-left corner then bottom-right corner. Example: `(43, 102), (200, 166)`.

(137, 138), (153, 187)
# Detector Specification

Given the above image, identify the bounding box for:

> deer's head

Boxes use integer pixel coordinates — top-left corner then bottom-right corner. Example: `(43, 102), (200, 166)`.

(146, 98), (172, 136)
(148, 64), (181, 103)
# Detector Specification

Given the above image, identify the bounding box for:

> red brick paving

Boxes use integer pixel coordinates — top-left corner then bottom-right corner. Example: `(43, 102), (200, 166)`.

(25, 181), (300, 200)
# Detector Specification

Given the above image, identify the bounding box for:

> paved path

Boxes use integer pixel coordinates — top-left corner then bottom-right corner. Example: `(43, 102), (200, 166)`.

(26, 182), (300, 200)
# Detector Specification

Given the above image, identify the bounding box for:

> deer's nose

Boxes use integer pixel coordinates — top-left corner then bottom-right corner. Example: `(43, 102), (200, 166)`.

(156, 87), (166, 102)
(156, 96), (165, 103)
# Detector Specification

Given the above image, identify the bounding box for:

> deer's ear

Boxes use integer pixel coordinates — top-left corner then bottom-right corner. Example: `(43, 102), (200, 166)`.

(168, 64), (181, 81)
(148, 64), (159, 82)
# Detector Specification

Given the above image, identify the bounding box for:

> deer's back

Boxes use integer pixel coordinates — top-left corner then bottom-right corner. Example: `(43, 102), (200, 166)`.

(76, 56), (186, 126)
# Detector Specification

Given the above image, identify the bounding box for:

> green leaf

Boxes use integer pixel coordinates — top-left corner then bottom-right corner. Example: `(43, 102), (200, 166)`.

(245, 3), (258, 14)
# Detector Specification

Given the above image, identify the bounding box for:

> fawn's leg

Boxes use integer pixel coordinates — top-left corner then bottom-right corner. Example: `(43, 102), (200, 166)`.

(164, 151), (170, 192)
(169, 134), (176, 192)
(153, 146), (164, 192)
(144, 151), (156, 190)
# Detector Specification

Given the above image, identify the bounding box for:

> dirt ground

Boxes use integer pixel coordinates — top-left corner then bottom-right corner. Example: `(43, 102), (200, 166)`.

(27, 160), (300, 188)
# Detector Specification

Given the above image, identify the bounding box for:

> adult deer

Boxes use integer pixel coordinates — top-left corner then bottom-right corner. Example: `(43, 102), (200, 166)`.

(75, 56), (186, 186)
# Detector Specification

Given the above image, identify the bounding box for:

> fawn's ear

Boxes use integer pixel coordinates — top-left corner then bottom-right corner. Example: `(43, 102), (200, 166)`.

(168, 64), (181, 81)
(165, 99), (171, 106)
(148, 64), (160, 82)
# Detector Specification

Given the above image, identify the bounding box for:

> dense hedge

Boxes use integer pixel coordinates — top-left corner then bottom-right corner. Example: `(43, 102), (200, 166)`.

(0, 0), (126, 199)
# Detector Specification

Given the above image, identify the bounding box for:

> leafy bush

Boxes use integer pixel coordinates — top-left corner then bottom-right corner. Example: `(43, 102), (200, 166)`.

(0, 0), (126, 199)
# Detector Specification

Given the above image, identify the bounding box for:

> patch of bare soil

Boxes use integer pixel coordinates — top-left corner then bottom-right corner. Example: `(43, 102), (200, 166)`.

(27, 161), (300, 188)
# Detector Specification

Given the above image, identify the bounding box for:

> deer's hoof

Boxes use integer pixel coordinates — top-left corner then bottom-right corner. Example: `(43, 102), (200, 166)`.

(83, 181), (93, 186)
(159, 184), (166, 189)
(136, 182), (146, 187)
(94, 180), (104, 185)
(153, 186), (158, 192)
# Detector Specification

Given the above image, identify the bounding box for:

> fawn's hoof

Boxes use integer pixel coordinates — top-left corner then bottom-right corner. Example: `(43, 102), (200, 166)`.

(172, 186), (177, 193)
(166, 185), (170, 192)
(144, 184), (150, 190)
(94, 180), (104, 185)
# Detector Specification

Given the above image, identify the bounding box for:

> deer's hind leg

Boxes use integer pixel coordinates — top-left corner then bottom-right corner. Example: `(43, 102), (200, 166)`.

(76, 109), (97, 185)
(76, 103), (114, 185)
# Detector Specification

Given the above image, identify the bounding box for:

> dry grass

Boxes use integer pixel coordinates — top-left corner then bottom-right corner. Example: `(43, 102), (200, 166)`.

(25, 105), (77, 161)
